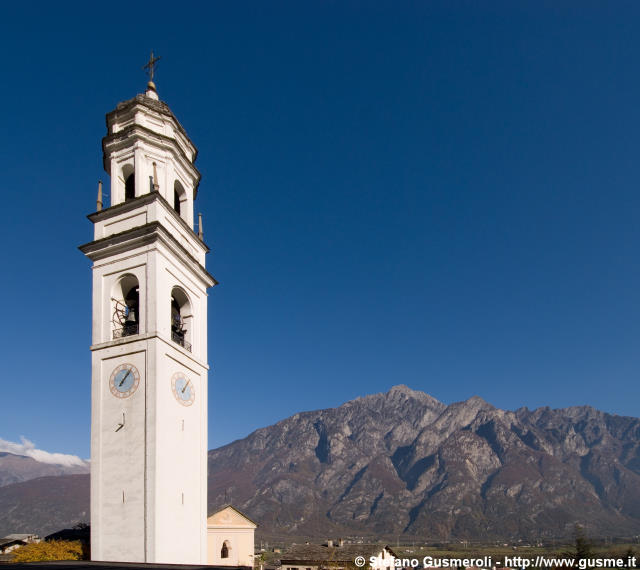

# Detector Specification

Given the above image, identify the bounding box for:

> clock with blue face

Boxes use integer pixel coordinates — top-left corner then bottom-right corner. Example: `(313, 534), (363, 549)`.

(109, 363), (140, 399)
(171, 372), (195, 406)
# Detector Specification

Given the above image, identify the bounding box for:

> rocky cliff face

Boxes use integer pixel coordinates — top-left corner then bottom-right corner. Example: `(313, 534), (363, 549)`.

(208, 385), (640, 540)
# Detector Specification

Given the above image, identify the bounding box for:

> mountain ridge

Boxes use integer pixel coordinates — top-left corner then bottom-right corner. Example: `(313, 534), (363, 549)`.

(1, 386), (639, 540)
(206, 385), (640, 540)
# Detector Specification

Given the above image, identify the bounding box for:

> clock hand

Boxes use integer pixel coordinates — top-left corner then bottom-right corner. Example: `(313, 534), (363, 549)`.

(119, 369), (131, 387)
(181, 379), (191, 394)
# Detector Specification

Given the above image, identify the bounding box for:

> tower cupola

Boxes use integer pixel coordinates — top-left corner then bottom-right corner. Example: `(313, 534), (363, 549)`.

(102, 82), (200, 228)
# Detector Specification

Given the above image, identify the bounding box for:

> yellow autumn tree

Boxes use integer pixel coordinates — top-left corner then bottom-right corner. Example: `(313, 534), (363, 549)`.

(10, 540), (86, 562)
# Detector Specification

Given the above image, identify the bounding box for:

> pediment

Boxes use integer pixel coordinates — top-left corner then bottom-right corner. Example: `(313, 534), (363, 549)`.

(207, 505), (257, 528)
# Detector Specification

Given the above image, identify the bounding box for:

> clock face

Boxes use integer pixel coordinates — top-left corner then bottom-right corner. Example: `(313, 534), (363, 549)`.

(171, 372), (195, 406)
(109, 363), (140, 399)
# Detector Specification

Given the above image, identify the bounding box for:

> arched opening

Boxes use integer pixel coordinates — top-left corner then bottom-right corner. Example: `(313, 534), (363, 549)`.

(221, 541), (230, 559)
(112, 274), (140, 339)
(170, 287), (192, 352)
(125, 173), (135, 201)
(122, 164), (135, 202)
(171, 297), (183, 342)
(174, 189), (181, 215)
(123, 286), (139, 336)
(174, 180), (186, 218)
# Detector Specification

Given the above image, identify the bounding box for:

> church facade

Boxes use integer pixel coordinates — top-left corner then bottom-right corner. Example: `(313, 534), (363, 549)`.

(207, 505), (257, 568)
(80, 74), (215, 564)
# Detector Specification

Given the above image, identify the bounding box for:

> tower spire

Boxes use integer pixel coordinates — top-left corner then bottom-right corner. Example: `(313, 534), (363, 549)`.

(143, 51), (161, 100)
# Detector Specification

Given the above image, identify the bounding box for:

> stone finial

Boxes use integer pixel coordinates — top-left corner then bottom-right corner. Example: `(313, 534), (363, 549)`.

(145, 81), (159, 101)
(198, 213), (204, 240)
(97, 180), (103, 211)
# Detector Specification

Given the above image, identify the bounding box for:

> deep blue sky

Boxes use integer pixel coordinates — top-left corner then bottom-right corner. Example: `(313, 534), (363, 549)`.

(0, 2), (638, 460)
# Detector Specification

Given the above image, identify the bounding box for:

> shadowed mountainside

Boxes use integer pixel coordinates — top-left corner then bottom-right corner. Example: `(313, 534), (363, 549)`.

(0, 474), (89, 537)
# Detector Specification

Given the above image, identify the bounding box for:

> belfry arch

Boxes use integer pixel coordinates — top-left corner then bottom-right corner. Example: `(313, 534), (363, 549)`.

(123, 164), (135, 201)
(171, 286), (192, 352)
(111, 274), (140, 338)
(174, 180), (186, 218)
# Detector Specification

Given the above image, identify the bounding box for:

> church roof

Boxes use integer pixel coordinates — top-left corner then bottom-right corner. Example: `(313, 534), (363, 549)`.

(0, 538), (23, 547)
(107, 93), (196, 157)
(207, 505), (258, 528)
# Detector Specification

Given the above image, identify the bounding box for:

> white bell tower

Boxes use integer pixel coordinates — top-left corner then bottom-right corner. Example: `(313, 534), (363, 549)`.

(80, 63), (216, 564)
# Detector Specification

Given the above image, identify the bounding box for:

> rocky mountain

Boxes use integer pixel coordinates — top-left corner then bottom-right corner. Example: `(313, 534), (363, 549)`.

(2, 386), (640, 540)
(207, 385), (640, 540)
(0, 452), (89, 487)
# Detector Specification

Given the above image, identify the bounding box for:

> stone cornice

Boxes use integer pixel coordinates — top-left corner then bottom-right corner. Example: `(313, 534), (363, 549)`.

(86, 192), (210, 254)
(79, 220), (217, 288)
(90, 331), (210, 370)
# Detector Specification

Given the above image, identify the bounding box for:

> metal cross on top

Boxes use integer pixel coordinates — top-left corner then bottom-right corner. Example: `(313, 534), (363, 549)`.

(143, 51), (161, 82)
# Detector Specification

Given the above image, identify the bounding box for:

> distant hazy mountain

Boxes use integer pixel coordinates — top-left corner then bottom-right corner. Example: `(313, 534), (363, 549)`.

(0, 452), (89, 487)
(0, 474), (89, 537)
(2, 386), (640, 540)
